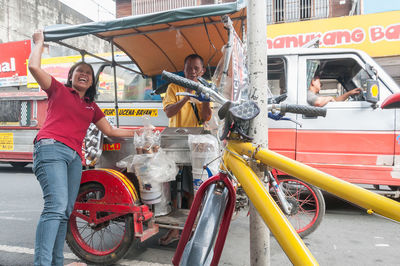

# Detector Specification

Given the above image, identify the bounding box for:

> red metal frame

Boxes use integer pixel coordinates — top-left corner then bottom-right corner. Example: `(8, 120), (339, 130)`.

(74, 169), (159, 241)
(172, 172), (236, 266)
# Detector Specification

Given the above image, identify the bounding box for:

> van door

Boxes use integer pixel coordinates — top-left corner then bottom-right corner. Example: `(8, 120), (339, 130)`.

(267, 55), (298, 160)
(296, 54), (397, 186)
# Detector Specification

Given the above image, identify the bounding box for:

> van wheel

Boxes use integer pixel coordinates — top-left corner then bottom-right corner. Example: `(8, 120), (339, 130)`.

(10, 162), (29, 168)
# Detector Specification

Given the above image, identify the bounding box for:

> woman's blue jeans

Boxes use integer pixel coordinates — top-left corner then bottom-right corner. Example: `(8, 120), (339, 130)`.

(33, 139), (82, 266)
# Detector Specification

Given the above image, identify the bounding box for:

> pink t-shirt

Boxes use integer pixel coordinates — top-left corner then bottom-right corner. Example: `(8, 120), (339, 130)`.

(36, 77), (105, 158)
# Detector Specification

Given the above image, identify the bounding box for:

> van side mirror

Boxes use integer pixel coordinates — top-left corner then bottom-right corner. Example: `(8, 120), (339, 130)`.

(365, 79), (379, 106)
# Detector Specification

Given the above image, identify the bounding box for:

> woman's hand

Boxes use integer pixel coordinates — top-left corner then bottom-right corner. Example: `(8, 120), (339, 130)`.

(32, 29), (44, 45)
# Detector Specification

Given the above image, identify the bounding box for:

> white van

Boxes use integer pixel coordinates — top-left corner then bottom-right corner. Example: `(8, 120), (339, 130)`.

(264, 48), (399, 190)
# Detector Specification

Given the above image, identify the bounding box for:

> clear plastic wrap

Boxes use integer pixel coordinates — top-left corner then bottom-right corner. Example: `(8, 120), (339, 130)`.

(134, 115), (161, 154)
(188, 134), (220, 176)
(212, 28), (249, 102)
(131, 149), (178, 184)
(116, 154), (134, 169)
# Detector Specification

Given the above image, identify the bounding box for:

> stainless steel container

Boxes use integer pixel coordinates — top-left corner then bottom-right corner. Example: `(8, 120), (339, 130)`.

(160, 127), (204, 165)
(153, 182), (172, 217)
(98, 136), (135, 169)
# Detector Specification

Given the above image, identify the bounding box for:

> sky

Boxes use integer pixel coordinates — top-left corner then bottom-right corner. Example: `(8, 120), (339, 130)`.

(60, 0), (116, 21)
(363, 0), (400, 14)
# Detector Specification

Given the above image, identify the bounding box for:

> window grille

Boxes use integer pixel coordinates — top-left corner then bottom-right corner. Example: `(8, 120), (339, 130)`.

(267, 0), (329, 24)
(132, 0), (199, 15)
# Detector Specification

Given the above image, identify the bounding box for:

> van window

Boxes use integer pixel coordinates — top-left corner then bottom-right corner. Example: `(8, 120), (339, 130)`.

(95, 64), (158, 102)
(267, 57), (287, 96)
(306, 58), (371, 103)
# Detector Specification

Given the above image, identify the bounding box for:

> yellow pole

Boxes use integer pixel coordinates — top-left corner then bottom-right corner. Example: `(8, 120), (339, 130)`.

(229, 141), (400, 222)
(223, 150), (319, 265)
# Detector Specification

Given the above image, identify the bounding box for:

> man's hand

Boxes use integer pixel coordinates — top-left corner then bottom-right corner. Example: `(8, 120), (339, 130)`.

(348, 88), (363, 96)
(190, 93), (210, 102)
(177, 92), (210, 103)
(335, 88), (363, 102)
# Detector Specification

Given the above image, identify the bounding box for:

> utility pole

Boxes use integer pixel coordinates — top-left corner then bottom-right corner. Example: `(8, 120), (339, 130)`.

(247, 0), (269, 265)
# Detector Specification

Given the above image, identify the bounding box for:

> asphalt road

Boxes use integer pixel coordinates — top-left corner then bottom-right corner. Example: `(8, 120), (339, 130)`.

(0, 163), (400, 265)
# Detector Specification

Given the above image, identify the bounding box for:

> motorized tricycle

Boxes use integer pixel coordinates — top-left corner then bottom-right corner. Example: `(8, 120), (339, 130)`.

(41, 2), (254, 264)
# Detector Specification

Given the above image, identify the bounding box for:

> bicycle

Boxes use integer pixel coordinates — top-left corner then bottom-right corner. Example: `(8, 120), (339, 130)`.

(198, 104), (326, 239)
(161, 70), (400, 266)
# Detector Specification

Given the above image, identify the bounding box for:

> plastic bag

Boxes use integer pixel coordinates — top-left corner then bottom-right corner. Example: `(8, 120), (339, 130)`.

(212, 27), (249, 102)
(131, 149), (178, 183)
(116, 154), (134, 169)
(134, 115), (161, 154)
(188, 134), (220, 175)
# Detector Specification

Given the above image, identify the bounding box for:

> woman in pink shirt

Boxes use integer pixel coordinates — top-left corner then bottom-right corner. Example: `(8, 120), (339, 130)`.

(29, 29), (136, 266)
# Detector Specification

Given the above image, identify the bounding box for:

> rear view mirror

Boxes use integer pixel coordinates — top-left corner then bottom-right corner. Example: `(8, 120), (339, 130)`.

(365, 79), (379, 105)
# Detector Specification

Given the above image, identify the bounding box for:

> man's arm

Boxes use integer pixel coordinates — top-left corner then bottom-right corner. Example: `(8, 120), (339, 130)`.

(335, 88), (363, 102)
(200, 102), (212, 122)
(314, 96), (335, 107)
(164, 96), (190, 118)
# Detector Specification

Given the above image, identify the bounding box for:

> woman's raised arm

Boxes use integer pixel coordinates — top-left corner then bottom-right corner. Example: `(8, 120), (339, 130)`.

(28, 29), (52, 90)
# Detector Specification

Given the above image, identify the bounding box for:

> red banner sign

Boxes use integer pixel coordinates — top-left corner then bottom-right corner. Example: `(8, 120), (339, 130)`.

(0, 40), (31, 86)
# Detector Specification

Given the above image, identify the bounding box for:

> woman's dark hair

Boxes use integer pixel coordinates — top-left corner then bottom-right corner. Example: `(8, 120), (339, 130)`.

(65, 62), (96, 102)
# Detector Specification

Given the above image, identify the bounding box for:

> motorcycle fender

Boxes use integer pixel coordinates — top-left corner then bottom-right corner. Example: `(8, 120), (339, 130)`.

(81, 168), (139, 205)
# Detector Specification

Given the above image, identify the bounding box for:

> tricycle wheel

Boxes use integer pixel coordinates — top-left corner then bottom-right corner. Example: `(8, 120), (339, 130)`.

(66, 182), (134, 265)
(10, 162), (29, 168)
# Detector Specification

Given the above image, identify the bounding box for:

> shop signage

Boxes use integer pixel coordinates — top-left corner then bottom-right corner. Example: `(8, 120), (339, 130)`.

(0, 40), (31, 87)
(267, 11), (400, 57)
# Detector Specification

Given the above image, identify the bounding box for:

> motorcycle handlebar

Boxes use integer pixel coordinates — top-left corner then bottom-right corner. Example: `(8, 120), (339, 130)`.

(275, 103), (327, 117)
(161, 71), (228, 105)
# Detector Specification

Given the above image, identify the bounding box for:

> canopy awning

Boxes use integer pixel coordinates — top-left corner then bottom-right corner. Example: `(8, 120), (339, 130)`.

(44, 0), (247, 77)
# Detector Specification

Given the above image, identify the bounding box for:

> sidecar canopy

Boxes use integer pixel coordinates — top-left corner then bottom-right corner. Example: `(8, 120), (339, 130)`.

(44, 0), (247, 77)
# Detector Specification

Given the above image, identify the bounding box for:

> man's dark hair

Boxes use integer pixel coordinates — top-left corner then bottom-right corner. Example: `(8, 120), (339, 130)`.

(65, 62), (96, 102)
(184, 54), (204, 67)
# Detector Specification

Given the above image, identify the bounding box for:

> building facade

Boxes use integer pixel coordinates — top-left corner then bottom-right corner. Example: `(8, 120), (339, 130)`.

(115, 0), (399, 85)
(0, 0), (110, 57)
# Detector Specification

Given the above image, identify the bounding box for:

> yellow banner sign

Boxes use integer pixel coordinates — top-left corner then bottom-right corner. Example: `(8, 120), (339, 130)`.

(267, 11), (400, 57)
(101, 108), (158, 117)
(0, 132), (14, 151)
(0, 122), (19, 126)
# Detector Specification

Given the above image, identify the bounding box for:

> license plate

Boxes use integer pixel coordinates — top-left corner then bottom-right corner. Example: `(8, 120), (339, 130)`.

(0, 132), (14, 150)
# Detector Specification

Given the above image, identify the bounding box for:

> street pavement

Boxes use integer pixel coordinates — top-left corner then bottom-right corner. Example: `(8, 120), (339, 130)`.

(1, 163), (400, 265)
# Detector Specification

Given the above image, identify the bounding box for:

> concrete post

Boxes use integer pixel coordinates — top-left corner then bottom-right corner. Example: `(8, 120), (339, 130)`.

(247, 0), (269, 265)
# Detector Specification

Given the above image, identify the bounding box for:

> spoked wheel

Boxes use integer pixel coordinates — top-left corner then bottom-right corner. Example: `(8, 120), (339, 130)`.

(271, 177), (325, 238)
(66, 183), (135, 265)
